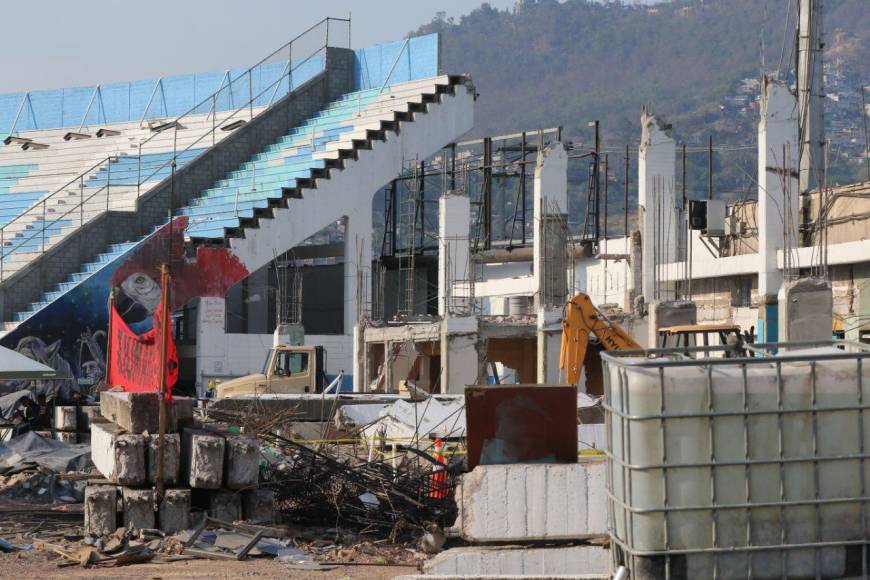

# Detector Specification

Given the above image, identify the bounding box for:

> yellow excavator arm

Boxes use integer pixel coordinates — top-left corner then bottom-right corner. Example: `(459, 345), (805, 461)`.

(559, 293), (641, 385)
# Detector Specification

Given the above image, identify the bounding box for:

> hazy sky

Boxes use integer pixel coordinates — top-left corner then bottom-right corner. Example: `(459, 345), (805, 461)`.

(0, 0), (519, 94)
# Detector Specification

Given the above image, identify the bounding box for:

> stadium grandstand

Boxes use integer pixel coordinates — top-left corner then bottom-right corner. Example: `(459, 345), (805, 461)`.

(0, 17), (475, 392)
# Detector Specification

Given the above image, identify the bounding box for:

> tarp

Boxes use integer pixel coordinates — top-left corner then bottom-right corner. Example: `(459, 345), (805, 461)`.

(0, 431), (92, 473)
(107, 302), (178, 393)
(0, 390), (34, 420)
(0, 345), (67, 380)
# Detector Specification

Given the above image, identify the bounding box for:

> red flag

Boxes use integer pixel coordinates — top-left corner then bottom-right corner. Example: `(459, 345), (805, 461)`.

(107, 302), (178, 393)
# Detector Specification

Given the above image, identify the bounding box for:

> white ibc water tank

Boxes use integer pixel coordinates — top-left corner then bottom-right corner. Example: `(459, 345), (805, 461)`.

(604, 344), (870, 579)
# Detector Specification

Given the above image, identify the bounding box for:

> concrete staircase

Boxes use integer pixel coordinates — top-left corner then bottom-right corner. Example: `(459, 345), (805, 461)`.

(0, 74), (474, 337)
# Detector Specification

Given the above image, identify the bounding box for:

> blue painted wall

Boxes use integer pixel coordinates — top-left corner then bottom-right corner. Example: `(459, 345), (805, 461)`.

(0, 33), (439, 135)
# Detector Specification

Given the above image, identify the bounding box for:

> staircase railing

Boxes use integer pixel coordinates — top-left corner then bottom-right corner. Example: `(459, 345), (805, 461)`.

(0, 16), (350, 284)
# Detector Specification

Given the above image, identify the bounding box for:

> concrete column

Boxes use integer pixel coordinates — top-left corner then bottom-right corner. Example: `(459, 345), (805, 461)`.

(344, 209), (372, 335)
(533, 142), (569, 311)
(440, 316), (482, 394)
(438, 193), (472, 317)
(195, 296), (229, 395)
(757, 77), (799, 342)
(757, 78), (799, 302)
(638, 111), (676, 303)
(532, 142), (569, 384)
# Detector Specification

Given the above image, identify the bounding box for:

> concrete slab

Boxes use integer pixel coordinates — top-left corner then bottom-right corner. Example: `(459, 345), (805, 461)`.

(99, 391), (194, 434)
(53, 406), (77, 431)
(242, 488), (275, 523)
(84, 484), (118, 536)
(422, 545), (611, 577)
(122, 488), (155, 530)
(147, 433), (180, 486)
(159, 489), (191, 534)
(90, 421), (146, 486)
(209, 490), (242, 522)
(181, 428), (225, 489)
(211, 393), (405, 422)
(225, 435), (259, 489)
(457, 461), (607, 542)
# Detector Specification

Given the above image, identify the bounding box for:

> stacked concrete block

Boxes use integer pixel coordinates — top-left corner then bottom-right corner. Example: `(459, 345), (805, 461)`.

(426, 460), (611, 577)
(90, 391), (271, 535)
(159, 489), (191, 534)
(90, 420), (147, 486)
(84, 485), (118, 536)
(147, 433), (181, 485)
(123, 488), (156, 530)
(208, 490), (243, 522)
(224, 435), (259, 489)
(181, 429), (225, 489)
(52, 405), (78, 443)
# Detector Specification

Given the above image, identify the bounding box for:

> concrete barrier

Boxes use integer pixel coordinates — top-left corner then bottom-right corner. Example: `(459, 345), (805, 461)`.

(456, 461), (607, 542)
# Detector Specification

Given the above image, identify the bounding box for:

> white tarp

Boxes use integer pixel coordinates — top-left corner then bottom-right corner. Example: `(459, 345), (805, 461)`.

(0, 345), (65, 380)
(360, 397), (466, 441)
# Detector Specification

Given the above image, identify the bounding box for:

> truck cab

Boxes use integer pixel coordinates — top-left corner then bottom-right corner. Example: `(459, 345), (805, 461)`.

(214, 345), (326, 398)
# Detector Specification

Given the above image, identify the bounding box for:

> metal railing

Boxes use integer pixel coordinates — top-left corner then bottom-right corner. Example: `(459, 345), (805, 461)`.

(0, 16), (350, 284)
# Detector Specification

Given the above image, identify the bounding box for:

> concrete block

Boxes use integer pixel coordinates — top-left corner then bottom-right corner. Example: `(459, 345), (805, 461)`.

(84, 485), (118, 536)
(90, 421), (147, 486)
(122, 488), (155, 530)
(53, 431), (78, 444)
(53, 406), (77, 431)
(225, 435), (259, 489)
(208, 490), (242, 523)
(159, 489), (191, 534)
(147, 433), (180, 486)
(242, 488), (275, 523)
(182, 429), (225, 489)
(76, 405), (101, 431)
(100, 391), (194, 434)
(457, 461), (607, 542)
(422, 545), (611, 577)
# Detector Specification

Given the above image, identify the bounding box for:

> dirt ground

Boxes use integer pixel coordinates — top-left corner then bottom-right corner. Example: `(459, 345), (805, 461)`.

(0, 549), (418, 579)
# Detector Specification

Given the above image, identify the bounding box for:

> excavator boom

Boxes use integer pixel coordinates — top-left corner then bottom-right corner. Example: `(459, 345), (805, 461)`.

(559, 293), (640, 386)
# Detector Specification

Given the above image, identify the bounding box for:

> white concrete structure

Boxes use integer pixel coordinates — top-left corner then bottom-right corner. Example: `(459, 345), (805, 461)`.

(757, 77), (799, 300)
(455, 461), (607, 542)
(438, 192), (472, 317)
(421, 544), (611, 577)
(638, 110), (676, 303)
(533, 142), (569, 383)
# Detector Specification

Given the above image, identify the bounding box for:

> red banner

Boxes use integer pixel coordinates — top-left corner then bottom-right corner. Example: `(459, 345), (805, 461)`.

(107, 302), (178, 393)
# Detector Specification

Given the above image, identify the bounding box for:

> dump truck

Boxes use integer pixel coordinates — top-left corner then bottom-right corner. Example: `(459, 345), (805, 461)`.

(214, 345), (330, 398)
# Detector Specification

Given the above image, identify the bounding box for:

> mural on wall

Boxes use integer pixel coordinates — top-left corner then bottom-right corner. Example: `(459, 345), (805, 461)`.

(0, 217), (250, 400)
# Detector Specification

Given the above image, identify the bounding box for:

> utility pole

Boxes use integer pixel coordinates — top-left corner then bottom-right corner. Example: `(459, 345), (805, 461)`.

(797, 0), (824, 194)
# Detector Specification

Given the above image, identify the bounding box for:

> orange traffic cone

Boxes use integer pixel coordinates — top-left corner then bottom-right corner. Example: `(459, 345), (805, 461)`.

(430, 437), (448, 499)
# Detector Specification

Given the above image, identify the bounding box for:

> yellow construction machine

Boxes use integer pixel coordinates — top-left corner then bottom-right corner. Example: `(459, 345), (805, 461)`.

(559, 293), (641, 395)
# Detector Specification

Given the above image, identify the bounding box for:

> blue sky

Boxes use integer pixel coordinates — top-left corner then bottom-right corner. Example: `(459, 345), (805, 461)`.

(0, 0), (520, 93)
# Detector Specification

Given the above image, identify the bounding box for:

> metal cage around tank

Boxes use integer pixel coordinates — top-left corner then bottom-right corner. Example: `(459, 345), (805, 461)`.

(602, 340), (870, 580)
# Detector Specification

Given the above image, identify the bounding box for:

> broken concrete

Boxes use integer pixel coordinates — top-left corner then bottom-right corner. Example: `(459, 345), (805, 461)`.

(84, 485), (118, 536)
(422, 544), (611, 577)
(53, 431), (78, 444)
(159, 489), (191, 534)
(52, 406), (77, 431)
(122, 488), (155, 530)
(210, 393), (401, 422)
(224, 435), (259, 489)
(147, 433), (180, 485)
(242, 488), (275, 523)
(457, 461), (607, 542)
(99, 391), (194, 434)
(90, 420), (146, 486)
(209, 490), (242, 522)
(181, 429), (225, 489)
